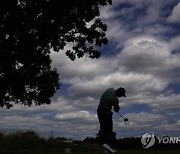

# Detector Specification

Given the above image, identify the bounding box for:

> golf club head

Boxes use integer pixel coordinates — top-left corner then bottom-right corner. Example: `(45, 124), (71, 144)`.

(124, 118), (128, 122)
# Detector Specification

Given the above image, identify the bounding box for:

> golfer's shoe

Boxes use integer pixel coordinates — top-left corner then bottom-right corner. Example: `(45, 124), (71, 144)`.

(102, 144), (117, 153)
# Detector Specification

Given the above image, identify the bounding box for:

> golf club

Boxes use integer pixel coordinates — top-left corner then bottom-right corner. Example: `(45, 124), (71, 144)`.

(117, 112), (128, 122)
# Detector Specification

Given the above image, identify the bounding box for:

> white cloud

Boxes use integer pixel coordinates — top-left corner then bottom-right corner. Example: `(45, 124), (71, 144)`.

(155, 121), (180, 131)
(0, 115), (54, 132)
(101, 0), (179, 41)
(114, 112), (166, 137)
(51, 36), (180, 100)
(167, 2), (180, 24)
(119, 37), (180, 74)
(144, 24), (174, 36)
(100, 4), (116, 20)
(170, 36), (180, 50)
(55, 111), (97, 122)
(147, 94), (180, 112)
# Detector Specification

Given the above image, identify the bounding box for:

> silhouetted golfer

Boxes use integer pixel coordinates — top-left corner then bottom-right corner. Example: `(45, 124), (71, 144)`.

(97, 87), (126, 153)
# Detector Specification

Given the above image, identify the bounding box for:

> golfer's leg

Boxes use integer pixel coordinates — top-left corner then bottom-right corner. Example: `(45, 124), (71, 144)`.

(97, 109), (106, 144)
(105, 112), (113, 145)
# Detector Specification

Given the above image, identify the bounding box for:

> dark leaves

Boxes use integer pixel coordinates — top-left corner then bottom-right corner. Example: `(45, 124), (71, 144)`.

(0, 0), (112, 108)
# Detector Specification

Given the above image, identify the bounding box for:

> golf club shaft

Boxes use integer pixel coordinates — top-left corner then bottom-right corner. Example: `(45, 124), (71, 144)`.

(118, 112), (125, 120)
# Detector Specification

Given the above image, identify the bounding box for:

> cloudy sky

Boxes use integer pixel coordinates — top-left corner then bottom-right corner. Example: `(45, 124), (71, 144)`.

(1, 0), (180, 140)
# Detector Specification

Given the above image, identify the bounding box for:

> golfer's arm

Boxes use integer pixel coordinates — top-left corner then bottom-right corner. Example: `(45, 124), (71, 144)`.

(113, 104), (119, 112)
(113, 99), (120, 112)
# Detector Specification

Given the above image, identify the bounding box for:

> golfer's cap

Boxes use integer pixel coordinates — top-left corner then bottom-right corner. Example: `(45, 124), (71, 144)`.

(118, 87), (126, 97)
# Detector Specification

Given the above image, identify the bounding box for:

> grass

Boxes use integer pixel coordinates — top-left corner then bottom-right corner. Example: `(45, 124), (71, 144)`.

(0, 131), (179, 154)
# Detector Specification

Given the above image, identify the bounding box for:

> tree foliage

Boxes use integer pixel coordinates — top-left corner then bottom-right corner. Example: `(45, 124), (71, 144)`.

(0, 0), (112, 108)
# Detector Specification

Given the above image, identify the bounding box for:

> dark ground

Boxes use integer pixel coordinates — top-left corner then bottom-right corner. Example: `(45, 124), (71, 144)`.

(0, 131), (179, 154)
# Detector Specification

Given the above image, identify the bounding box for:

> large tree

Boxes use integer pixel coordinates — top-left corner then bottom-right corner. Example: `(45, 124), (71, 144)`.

(0, 0), (112, 109)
